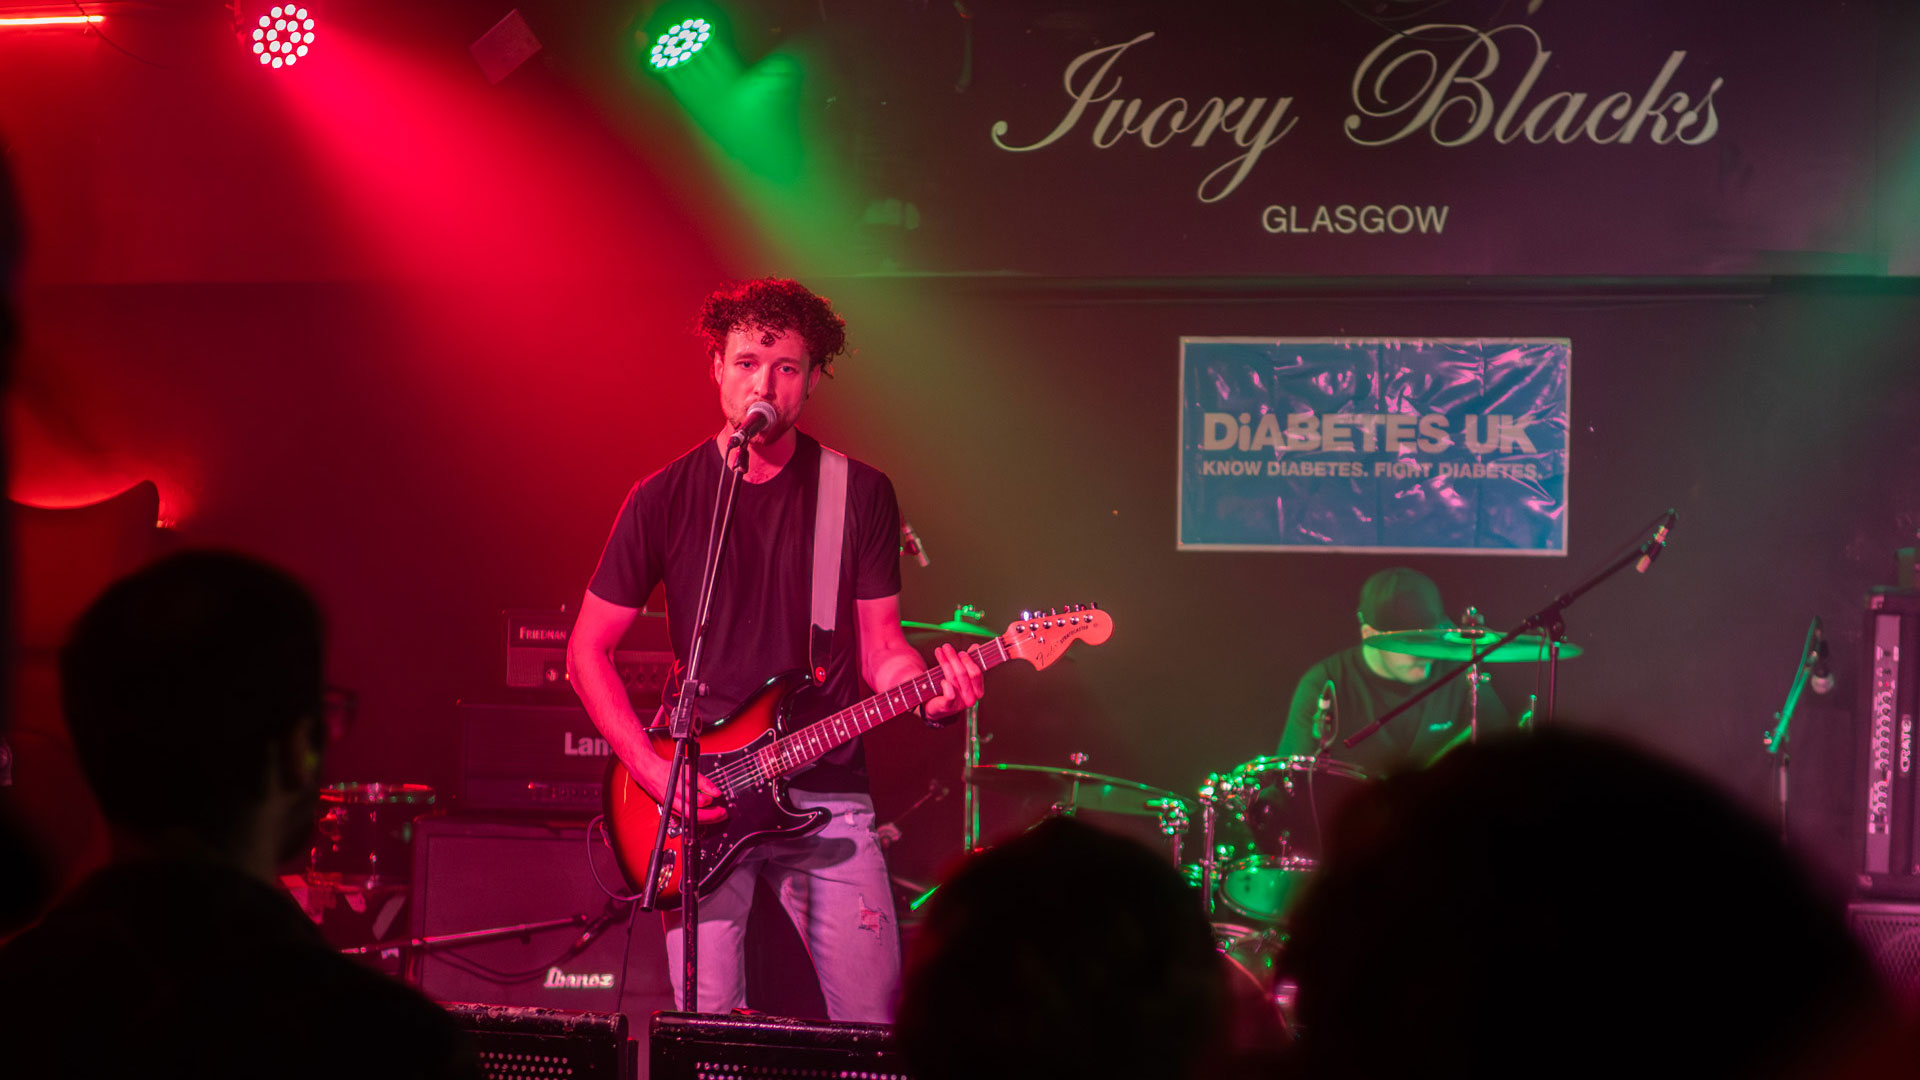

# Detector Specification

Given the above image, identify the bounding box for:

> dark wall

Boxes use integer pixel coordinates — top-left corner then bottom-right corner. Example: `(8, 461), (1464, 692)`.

(15, 274), (1914, 896)
(831, 278), (1920, 892)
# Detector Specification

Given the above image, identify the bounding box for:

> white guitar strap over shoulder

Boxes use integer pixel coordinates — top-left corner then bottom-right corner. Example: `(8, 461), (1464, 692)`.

(809, 445), (849, 685)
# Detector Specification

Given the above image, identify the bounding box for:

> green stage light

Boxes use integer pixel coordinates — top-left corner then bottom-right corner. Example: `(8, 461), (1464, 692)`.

(649, 17), (711, 70)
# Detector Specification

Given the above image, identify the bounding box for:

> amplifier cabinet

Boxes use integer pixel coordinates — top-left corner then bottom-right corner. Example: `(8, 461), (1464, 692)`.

(460, 702), (614, 813)
(1847, 901), (1920, 1006)
(1859, 592), (1920, 898)
(411, 817), (673, 1030)
(648, 1012), (911, 1080)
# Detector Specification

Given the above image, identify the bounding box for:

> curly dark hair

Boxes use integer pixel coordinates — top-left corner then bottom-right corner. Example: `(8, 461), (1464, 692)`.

(694, 277), (847, 375)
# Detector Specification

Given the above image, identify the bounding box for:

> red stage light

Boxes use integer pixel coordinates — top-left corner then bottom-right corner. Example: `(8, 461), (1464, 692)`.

(252, 4), (314, 69)
(0, 14), (103, 27)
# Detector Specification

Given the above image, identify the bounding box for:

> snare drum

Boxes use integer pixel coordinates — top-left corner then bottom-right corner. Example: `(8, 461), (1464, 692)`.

(309, 782), (435, 887)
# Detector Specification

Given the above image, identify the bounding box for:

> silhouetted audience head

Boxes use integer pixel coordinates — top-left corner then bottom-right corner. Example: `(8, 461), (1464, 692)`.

(897, 816), (1228, 1080)
(1283, 727), (1884, 1080)
(60, 549), (326, 862)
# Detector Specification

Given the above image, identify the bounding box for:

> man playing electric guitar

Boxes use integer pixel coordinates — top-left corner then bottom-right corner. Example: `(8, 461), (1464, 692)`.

(567, 278), (984, 1021)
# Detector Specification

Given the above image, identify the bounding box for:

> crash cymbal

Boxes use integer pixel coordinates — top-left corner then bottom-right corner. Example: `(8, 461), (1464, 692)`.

(1367, 627), (1585, 663)
(973, 762), (1186, 816)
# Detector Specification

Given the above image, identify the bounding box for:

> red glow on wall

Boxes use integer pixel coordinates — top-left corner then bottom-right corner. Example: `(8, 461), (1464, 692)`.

(260, 28), (739, 415)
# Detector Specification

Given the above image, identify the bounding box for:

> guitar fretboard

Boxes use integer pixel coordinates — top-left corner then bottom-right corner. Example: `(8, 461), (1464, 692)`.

(750, 637), (1010, 781)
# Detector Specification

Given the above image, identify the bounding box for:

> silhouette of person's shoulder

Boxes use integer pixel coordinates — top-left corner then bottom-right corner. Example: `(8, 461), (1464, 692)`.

(0, 857), (478, 1079)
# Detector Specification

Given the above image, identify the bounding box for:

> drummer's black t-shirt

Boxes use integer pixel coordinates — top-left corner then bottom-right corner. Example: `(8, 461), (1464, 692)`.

(1277, 645), (1512, 777)
(587, 433), (904, 795)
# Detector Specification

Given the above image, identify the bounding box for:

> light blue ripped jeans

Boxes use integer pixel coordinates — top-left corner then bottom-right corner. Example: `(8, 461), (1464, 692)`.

(661, 789), (900, 1021)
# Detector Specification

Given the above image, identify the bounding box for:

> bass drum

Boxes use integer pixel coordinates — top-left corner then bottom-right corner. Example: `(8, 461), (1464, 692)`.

(1217, 854), (1318, 924)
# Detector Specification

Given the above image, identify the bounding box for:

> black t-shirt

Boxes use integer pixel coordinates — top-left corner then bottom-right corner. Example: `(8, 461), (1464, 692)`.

(589, 432), (903, 794)
(1277, 644), (1513, 777)
(0, 858), (478, 1079)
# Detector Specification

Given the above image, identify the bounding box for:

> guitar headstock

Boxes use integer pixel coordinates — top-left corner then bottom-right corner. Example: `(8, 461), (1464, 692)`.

(1002, 604), (1112, 671)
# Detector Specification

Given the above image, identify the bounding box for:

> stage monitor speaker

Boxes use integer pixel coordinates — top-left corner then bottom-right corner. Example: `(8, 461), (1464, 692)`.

(649, 1012), (911, 1080)
(441, 1002), (637, 1080)
(1847, 901), (1920, 1005)
(411, 817), (673, 1028)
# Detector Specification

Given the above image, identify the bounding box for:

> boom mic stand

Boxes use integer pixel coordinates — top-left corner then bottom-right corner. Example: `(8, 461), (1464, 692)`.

(638, 428), (753, 1012)
(1345, 509), (1677, 751)
(1763, 616), (1823, 844)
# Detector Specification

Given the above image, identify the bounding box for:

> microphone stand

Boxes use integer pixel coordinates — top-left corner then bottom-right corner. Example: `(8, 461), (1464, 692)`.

(1762, 616), (1821, 844)
(638, 428), (753, 1012)
(1345, 510), (1675, 751)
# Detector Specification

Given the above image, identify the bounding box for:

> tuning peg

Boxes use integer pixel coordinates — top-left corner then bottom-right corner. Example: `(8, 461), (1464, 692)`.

(1020, 610), (1032, 621)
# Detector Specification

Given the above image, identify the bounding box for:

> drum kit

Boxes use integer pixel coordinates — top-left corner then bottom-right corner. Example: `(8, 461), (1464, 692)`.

(910, 605), (1587, 1021)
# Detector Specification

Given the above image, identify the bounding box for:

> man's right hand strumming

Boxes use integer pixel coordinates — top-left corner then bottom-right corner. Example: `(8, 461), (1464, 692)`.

(631, 750), (729, 824)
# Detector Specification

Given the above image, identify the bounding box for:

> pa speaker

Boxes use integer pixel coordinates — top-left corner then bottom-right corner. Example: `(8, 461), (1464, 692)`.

(1848, 901), (1920, 1005)
(411, 816), (673, 1024)
(648, 1012), (911, 1080)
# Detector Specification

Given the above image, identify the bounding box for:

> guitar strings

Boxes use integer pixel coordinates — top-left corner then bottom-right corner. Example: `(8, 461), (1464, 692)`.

(698, 640), (1006, 796)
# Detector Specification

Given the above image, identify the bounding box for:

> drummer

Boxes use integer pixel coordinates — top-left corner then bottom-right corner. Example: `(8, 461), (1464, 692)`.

(1276, 568), (1512, 777)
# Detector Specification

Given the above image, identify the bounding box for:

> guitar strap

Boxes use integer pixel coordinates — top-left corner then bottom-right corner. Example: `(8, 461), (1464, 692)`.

(809, 445), (849, 686)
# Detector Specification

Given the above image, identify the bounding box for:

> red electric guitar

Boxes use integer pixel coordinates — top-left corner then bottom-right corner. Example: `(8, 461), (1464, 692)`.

(602, 605), (1113, 908)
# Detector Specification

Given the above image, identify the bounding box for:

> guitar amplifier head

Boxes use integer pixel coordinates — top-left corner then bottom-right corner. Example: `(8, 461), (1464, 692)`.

(504, 608), (674, 697)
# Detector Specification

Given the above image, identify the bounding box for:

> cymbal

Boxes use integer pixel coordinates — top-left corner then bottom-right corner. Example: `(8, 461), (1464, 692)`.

(1368, 627), (1585, 663)
(902, 616), (997, 641)
(972, 762), (1186, 816)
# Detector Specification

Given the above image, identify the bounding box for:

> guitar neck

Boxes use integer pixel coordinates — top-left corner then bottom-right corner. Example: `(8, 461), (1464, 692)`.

(760, 637), (1009, 778)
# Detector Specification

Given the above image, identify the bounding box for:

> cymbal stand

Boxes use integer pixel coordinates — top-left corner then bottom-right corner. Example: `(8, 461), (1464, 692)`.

(1197, 774), (1220, 917)
(962, 700), (983, 851)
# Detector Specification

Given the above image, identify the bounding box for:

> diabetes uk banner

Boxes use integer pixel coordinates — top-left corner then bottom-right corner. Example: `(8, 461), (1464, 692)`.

(1179, 338), (1570, 554)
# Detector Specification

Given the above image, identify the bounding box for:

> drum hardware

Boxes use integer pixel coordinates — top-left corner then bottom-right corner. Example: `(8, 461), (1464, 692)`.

(309, 781), (436, 889)
(1187, 756), (1372, 924)
(1198, 774), (1221, 917)
(1345, 507), (1668, 751)
(905, 604), (994, 853)
(1148, 797), (1189, 865)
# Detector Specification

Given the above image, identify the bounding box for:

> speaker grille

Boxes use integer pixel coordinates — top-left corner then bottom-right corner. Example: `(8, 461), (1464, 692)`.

(1848, 902), (1920, 1002)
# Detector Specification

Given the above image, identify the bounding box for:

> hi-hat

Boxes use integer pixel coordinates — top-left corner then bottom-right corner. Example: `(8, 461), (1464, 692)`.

(1368, 627), (1585, 663)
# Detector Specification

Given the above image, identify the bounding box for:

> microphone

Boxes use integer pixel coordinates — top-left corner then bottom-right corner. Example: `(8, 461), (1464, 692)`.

(1810, 618), (1835, 695)
(901, 521), (931, 568)
(1313, 680), (1337, 752)
(570, 900), (630, 953)
(730, 401), (779, 446)
(1635, 509), (1677, 573)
